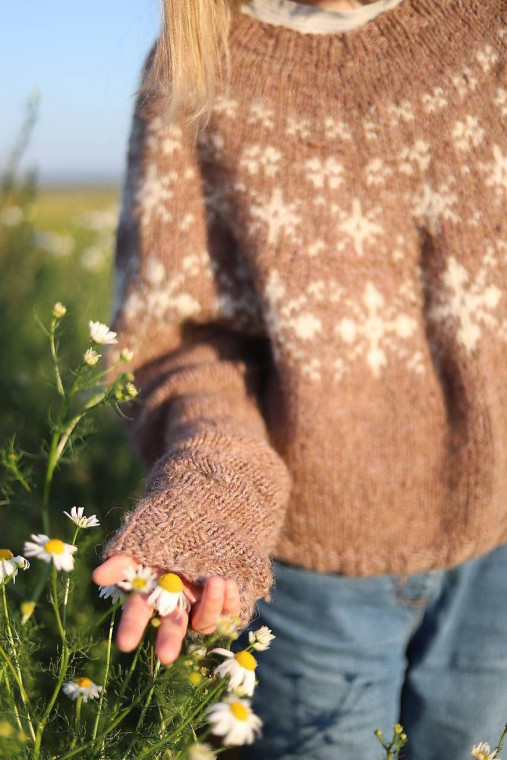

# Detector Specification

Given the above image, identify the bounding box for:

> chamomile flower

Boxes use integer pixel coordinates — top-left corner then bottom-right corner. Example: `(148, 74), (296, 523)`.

(98, 584), (127, 605)
(187, 742), (215, 760)
(117, 565), (156, 594)
(147, 573), (190, 616)
(89, 320), (118, 345)
(53, 302), (67, 318)
(23, 534), (77, 572)
(83, 348), (101, 367)
(0, 550), (30, 583)
(248, 626), (275, 651)
(472, 743), (499, 760)
(212, 649), (257, 697)
(63, 506), (100, 529)
(216, 614), (241, 638)
(62, 677), (102, 703)
(119, 348), (134, 363)
(207, 698), (262, 746)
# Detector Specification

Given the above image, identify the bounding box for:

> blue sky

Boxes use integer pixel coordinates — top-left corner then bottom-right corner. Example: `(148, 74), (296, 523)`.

(1, 1), (160, 184)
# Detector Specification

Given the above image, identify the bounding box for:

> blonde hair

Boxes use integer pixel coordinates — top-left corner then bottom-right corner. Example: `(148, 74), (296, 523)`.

(140, 0), (243, 130)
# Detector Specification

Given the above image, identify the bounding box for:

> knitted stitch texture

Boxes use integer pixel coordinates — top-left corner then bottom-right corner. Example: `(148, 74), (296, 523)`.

(103, 0), (507, 625)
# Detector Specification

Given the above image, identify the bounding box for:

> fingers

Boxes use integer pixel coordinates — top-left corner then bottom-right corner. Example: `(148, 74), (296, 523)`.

(191, 577), (240, 634)
(223, 579), (241, 617)
(92, 554), (137, 586)
(116, 592), (154, 652)
(155, 609), (189, 665)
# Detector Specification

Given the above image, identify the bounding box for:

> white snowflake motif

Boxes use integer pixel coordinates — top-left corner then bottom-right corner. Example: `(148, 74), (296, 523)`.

(324, 117), (352, 142)
(248, 188), (302, 246)
(135, 163), (176, 227)
(248, 100), (275, 131)
(212, 96), (239, 119)
(365, 157), (392, 187)
(263, 271), (343, 380)
(451, 66), (479, 99)
(421, 87), (448, 114)
(286, 116), (312, 140)
(335, 282), (418, 377)
(452, 115), (486, 153)
(398, 140), (432, 176)
(304, 156), (344, 190)
(123, 251), (212, 325)
(411, 180), (460, 234)
(476, 44), (499, 73)
(240, 145), (281, 178)
(335, 199), (384, 257)
(307, 240), (327, 258)
(387, 100), (415, 125)
(428, 255), (502, 353)
(479, 144), (507, 203)
(493, 87), (507, 118)
(145, 118), (184, 157)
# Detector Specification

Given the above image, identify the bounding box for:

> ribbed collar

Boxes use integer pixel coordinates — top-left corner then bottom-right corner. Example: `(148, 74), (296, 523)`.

(242, 0), (406, 34)
(229, 0), (503, 110)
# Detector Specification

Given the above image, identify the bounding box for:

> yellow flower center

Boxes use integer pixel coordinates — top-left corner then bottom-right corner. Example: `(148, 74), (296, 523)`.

(131, 577), (148, 590)
(157, 573), (183, 593)
(235, 651), (257, 671)
(189, 671), (202, 687)
(74, 677), (93, 688)
(44, 539), (65, 555)
(0, 549), (14, 561)
(230, 701), (250, 722)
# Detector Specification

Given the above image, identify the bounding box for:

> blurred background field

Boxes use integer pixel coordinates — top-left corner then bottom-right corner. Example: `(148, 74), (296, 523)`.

(0, 164), (143, 557)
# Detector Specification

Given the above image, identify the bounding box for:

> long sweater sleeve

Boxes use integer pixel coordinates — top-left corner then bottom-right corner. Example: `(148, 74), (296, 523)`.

(102, 65), (292, 626)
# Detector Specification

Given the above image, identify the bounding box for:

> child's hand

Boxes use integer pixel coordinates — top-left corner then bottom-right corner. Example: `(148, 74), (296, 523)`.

(92, 554), (241, 665)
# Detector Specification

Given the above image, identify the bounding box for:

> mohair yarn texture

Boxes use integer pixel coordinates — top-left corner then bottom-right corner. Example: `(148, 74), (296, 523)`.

(103, 0), (507, 625)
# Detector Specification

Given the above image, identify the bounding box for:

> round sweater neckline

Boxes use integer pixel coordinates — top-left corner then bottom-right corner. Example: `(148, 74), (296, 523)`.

(242, 0), (406, 35)
(229, 0), (501, 109)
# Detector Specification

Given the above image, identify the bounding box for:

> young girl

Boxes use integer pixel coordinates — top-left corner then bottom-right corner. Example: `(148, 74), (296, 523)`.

(93, 0), (507, 756)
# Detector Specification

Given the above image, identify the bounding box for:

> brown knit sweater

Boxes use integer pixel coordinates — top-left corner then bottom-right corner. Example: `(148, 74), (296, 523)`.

(103, 0), (507, 625)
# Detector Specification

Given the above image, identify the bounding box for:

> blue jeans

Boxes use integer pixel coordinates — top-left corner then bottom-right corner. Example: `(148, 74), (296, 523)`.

(242, 545), (507, 760)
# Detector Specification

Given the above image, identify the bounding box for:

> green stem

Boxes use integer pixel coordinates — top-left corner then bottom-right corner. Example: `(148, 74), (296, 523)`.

(49, 317), (65, 397)
(62, 527), (80, 631)
(110, 643), (141, 712)
(54, 680), (157, 760)
(494, 723), (507, 758)
(133, 679), (227, 760)
(33, 644), (70, 759)
(69, 697), (83, 751)
(1, 584), (36, 741)
(2, 662), (24, 733)
(90, 611), (116, 754)
(21, 562), (50, 625)
(134, 658), (161, 732)
(51, 566), (66, 642)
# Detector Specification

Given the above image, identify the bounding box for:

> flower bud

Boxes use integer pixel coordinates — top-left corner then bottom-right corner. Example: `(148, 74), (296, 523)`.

(53, 302), (67, 319)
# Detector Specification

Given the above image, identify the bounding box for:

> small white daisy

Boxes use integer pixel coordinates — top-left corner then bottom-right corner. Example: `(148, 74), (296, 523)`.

(248, 626), (275, 651)
(62, 677), (102, 703)
(83, 348), (101, 367)
(147, 573), (190, 616)
(98, 584), (127, 605)
(23, 534), (77, 572)
(119, 348), (134, 362)
(117, 565), (156, 594)
(207, 698), (262, 746)
(0, 550), (30, 584)
(472, 743), (498, 760)
(187, 742), (215, 760)
(216, 614), (241, 638)
(88, 320), (118, 345)
(63, 506), (100, 529)
(53, 302), (67, 318)
(212, 649), (258, 697)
